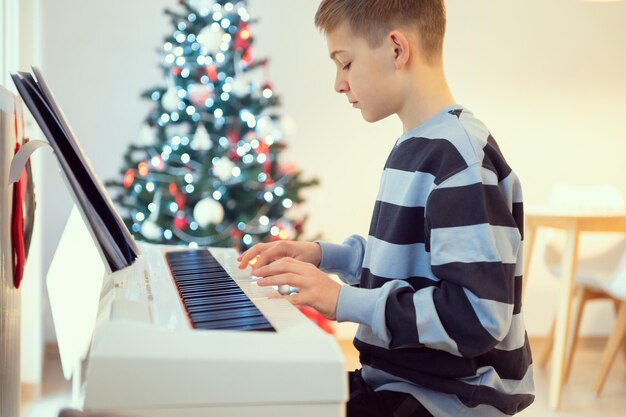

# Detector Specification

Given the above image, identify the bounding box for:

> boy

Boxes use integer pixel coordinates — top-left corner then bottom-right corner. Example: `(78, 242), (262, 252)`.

(238, 1), (534, 416)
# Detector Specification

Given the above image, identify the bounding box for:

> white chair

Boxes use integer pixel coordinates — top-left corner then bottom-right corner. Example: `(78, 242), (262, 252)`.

(537, 184), (626, 391)
(592, 252), (626, 394)
(539, 239), (626, 384)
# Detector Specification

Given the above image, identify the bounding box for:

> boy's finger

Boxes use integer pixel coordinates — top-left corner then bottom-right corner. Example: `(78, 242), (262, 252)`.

(256, 273), (306, 289)
(253, 244), (293, 269)
(253, 258), (308, 277)
(237, 243), (269, 269)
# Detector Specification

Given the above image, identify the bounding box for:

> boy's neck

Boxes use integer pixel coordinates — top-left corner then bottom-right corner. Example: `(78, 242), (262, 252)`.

(397, 67), (456, 134)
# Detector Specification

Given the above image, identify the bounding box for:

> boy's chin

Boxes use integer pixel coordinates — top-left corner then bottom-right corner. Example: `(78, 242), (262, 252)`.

(361, 110), (390, 124)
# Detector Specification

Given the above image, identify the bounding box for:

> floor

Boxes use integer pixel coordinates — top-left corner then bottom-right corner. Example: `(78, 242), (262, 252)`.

(22, 338), (626, 417)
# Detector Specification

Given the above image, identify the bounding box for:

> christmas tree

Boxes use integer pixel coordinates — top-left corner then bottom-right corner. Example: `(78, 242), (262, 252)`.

(106, 0), (318, 250)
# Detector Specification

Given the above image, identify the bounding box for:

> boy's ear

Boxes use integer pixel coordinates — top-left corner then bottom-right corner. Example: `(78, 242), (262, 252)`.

(388, 31), (410, 69)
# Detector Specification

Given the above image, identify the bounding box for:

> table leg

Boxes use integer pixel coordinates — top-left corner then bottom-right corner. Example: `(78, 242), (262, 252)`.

(549, 223), (579, 410)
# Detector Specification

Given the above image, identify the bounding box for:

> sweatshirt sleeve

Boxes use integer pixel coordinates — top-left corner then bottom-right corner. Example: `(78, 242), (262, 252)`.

(316, 234), (366, 285)
(336, 165), (523, 358)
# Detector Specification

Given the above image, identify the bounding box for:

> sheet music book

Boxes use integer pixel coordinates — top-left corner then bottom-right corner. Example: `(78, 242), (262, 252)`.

(11, 67), (139, 273)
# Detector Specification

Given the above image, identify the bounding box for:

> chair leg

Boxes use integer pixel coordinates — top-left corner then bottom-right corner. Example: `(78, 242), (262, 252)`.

(563, 287), (589, 382)
(538, 319), (555, 367)
(593, 300), (626, 395)
(612, 298), (626, 364)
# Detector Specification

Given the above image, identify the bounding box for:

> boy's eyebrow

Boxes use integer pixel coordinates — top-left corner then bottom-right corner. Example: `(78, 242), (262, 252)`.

(329, 50), (347, 60)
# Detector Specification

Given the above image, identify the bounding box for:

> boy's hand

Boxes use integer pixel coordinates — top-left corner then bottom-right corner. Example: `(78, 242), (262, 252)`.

(237, 241), (322, 270)
(253, 257), (341, 320)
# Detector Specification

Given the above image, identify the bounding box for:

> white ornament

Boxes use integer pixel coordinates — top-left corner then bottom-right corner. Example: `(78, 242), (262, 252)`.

(140, 125), (157, 145)
(162, 87), (179, 112)
(193, 197), (225, 228)
(255, 115), (275, 138)
(190, 124), (213, 151)
(141, 220), (162, 240)
(212, 157), (235, 181)
(231, 77), (249, 97)
(198, 26), (224, 51)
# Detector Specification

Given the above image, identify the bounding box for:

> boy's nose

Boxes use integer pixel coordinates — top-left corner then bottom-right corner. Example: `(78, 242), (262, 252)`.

(334, 78), (349, 94)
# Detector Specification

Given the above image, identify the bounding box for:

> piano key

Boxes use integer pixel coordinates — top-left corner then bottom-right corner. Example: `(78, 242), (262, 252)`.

(185, 302), (256, 314)
(193, 314), (272, 329)
(179, 287), (243, 297)
(190, 307), (262, 322)
(165, 250), (275, 332)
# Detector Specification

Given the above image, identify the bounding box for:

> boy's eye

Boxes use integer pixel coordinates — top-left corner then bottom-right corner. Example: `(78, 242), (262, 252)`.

(342, 62), (352, 71)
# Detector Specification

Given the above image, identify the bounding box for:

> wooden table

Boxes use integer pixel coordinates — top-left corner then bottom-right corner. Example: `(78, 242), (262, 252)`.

(523, 210), (626, 410)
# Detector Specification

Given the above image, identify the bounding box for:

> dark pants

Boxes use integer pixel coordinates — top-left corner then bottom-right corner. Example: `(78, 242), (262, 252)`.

(347, 370), (434, 417)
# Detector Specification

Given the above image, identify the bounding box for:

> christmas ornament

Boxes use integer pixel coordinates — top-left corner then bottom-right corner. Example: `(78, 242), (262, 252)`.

(174, 213), (188, 230)
(193, 197), (225, 228)
(212, 156), (235, 181)
(255, 115), (275, 138)
(141, 220), (162, 240)
(231, 76), (249, 97)
(198, 26), (224, 51)
(162, 87), (179, 112)
(190, 123), (212, 151)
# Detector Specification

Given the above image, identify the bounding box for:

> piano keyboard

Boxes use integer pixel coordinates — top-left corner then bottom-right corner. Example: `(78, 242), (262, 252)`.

(165, 250), (275, 332)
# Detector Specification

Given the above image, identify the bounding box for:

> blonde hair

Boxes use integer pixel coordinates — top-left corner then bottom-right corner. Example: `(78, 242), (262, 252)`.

(314, 0), (446, 62)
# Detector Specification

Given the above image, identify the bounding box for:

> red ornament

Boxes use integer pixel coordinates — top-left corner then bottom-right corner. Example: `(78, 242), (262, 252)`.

(206, 65), (218, 82)
(171, 67), (182, 76)
(174, 213), (187, 230)
(169, 183), (178, 196)
(241, 49), (253, 65)
(175, 194), (186, 209)
(123, 169), (135, 188)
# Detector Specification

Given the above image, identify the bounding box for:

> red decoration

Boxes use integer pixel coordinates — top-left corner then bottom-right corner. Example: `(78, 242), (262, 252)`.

(171, 67), (182, 76)
(174, 213), (187, 230)
(11, 141), (26, 289)
(241, 49), (253, 65)
(206, 65), (218, 82)
(123, 169), (135, 188)
(169, 183), (178, 196)
(175, 194), (186, 209)
(297, 306), (334, 335)
(233, 22), (251, 51)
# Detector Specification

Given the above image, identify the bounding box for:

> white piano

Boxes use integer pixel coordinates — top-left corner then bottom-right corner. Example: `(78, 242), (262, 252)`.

(54, 240), (347, 417)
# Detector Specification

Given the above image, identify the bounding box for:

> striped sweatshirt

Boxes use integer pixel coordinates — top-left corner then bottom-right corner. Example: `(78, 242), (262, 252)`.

(318, 105), (534, 416)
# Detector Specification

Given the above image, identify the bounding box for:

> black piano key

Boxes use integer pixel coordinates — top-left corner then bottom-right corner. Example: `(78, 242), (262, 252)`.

(190, 307), (262, 322)
(179, 287), (243, 298)
(186, 301), (256, 314)
(176, 281), (239, 290)
(165, 250), (275, 332)
(193, 314), (271, 329)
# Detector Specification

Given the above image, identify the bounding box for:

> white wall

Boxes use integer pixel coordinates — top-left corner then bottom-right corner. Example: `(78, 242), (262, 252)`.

(35, 0), (626, 342)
